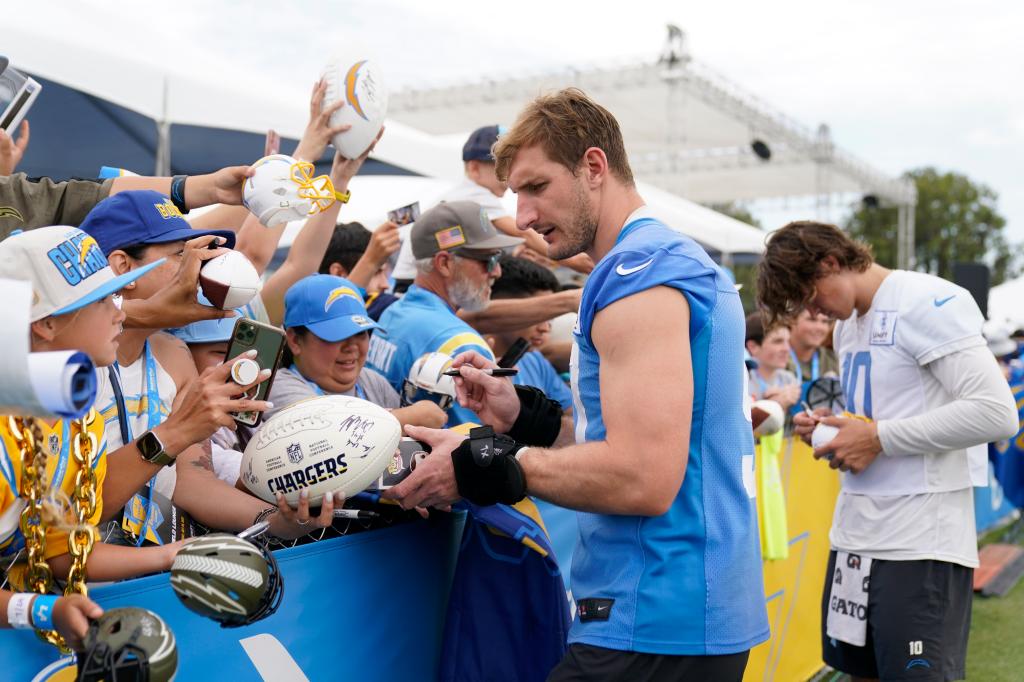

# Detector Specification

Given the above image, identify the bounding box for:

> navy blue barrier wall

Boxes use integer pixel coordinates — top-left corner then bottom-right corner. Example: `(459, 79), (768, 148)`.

(2, 514), (463, 681)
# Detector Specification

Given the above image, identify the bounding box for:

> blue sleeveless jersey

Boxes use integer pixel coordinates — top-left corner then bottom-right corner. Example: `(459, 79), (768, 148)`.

(568, 217), (769, 655)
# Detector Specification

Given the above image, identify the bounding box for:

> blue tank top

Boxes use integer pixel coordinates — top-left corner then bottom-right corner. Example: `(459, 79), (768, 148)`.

(568, 216), (769, 655)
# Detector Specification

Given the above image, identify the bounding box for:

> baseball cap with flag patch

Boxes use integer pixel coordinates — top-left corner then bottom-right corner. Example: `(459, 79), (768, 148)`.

(0, 225), (164, 321)
(80, 190), (236, 255)
(410, 200), (522, 259)
(283, 274), (381, 342)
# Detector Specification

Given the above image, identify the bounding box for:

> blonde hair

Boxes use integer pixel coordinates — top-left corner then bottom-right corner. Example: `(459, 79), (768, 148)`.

(493, 88), (634, 186)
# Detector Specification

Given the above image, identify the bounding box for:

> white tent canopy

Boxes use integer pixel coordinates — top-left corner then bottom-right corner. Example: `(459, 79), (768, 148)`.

(7, 14), (766, 257)
(988, 277), (1024, 330)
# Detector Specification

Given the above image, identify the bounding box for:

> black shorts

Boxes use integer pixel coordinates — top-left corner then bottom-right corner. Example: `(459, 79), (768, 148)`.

(821, 550), (973, 681)
(547, 643), (749, 682)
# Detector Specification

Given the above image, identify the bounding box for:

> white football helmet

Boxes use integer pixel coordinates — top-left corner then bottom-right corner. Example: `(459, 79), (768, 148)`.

(243, 154), (337, 227)
(402, 352), (457, 410)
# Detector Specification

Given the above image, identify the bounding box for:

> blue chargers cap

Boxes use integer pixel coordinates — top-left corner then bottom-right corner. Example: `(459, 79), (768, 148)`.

(80, 190), (235, 255)
(283, 274), (381, 342)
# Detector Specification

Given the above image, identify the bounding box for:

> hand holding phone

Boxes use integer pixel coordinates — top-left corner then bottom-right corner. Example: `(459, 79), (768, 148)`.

(223, 318), (286, 426)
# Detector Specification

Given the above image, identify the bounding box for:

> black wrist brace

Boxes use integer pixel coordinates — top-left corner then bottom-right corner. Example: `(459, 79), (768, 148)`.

(451, 426), (527, 506)
(507, 385), (562, 447)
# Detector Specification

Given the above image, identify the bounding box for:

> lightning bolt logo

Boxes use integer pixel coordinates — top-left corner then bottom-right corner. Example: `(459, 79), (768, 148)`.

(345, 60), (369, 121)
(0, 206), (24, 221)
(324, 286), (361, 312)
(78, 235), (99, 265)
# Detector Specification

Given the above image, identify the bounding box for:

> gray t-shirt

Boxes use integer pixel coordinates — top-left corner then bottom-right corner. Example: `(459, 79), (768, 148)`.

(264, 366), (400, 421)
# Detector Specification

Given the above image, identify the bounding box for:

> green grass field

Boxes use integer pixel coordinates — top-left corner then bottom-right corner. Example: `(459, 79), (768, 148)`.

(966, 522), (1024, 681)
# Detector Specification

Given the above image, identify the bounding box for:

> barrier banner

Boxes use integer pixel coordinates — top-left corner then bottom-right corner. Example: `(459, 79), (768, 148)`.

(2, 514), (463, 681)
(744, 437), (840, 682)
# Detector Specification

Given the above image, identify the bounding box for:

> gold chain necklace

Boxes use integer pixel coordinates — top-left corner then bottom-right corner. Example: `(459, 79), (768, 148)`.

(10, 409), (98, 653)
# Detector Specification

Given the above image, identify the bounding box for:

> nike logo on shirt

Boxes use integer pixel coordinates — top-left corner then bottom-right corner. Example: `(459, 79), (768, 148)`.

(933, 295), (956, 307)
(616, 259), (654, 276)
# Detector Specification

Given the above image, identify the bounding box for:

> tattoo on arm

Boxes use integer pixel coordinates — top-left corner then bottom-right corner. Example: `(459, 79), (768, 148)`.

(191, 442), (214, 471)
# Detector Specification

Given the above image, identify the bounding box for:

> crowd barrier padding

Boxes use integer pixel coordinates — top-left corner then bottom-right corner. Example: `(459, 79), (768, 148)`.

(1, 513), (464, 682)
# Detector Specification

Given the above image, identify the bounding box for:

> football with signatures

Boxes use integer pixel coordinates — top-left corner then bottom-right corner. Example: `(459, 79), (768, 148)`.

(240, 395), (401, 506)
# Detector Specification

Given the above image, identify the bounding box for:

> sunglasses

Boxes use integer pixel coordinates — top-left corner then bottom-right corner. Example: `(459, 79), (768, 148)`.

(454, 249), (502, 274)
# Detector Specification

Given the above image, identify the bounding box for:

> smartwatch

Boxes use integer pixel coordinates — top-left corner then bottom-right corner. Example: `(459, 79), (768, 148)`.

(137, 430), (174, 466)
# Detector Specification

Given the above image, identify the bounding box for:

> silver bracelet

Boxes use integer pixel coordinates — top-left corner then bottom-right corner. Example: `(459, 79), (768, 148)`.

(7, 593), (35, 629)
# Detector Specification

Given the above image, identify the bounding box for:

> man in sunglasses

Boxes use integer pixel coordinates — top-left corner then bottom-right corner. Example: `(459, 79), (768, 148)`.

(366, 200), (523, 426)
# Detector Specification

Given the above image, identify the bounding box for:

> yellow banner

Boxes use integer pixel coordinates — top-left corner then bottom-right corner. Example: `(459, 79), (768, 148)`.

(745, 437), (840, 682)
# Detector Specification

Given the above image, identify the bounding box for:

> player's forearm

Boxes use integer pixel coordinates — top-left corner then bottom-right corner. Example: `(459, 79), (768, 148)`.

(878, 347), (1018, 456)
(459, 290), (580, 334)
(519, 439), (683, 516)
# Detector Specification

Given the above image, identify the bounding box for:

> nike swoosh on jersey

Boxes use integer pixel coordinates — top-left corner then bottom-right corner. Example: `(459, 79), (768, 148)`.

(615, 259), (654, 276)
(933, 295), (956, 307)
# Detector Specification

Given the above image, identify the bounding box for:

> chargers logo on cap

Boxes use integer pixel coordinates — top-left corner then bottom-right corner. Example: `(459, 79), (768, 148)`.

(154, 198), (184, 219)
(324, 286), (361, 312)
(48, 232), (107, 286)
(345, 60), (371, 121)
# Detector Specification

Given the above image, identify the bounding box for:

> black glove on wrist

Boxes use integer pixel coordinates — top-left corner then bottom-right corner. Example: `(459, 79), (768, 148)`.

(451, 426), (527, 506)
(507, 385), (562, 447)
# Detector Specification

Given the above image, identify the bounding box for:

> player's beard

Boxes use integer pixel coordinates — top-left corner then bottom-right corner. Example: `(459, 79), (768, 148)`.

(549, 179), (599, 260)
(449, 267), (491, 313)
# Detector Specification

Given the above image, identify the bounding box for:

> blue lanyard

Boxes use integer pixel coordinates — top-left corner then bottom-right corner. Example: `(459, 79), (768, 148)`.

(753, 370), (768, 397)
(789, 349), (820, 385)
(120, 341), (163, 546)
(48, 421), (71, 492)
(290, 365), (366, 400)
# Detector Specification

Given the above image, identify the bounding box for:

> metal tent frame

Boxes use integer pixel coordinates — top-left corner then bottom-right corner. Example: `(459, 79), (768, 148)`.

(386, 28), (917, 268)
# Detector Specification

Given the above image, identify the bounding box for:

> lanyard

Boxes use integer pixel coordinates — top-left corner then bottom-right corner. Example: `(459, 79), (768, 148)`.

(290, 365), (366, 400)
(789, 349), (820, 385)
(753, 370), (769, 397)
(121, 341), (164, 546)
(48, 421), (71, 492)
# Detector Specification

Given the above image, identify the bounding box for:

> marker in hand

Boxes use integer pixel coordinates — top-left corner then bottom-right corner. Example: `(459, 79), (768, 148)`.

(333, 509), (379, 520)
(442, 368), (518, 377)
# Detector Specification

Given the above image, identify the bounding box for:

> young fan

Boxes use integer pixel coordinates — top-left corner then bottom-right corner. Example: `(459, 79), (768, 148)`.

(0, 226), (201, 587)
(744, 313), (801, 409)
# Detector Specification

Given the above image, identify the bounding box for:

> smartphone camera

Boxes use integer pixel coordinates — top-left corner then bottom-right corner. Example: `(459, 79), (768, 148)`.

(235, 326), (257, 345)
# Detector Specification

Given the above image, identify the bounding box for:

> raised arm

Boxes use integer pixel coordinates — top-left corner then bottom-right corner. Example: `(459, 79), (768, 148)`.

(261, 130), (384, 325)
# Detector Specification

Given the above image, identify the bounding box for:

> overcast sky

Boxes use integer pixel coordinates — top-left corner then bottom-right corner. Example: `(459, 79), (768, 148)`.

(20, 0), (1024, 241)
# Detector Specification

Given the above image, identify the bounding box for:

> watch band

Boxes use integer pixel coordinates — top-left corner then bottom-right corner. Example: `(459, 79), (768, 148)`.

(334, 189), (351, 204)
(138, 430), (174, 467)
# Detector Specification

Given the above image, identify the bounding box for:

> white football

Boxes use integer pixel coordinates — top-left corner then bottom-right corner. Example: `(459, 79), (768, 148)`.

(199, 250), (262, 310)
(811, 423), (840, 451)
(322, 56), (388, 159)
(243, 154), (314, 228)
(752, 399), (785, 436)
(241, 395), (402, 506)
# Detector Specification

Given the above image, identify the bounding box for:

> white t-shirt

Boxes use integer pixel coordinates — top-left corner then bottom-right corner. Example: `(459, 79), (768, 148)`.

(95, 344), (179, 501)
(392, 178), (511, 281)
(829, 270), (1000, 566)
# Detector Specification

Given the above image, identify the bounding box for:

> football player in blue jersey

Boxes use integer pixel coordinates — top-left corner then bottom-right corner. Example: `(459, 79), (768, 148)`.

(385, 88), (768, 681)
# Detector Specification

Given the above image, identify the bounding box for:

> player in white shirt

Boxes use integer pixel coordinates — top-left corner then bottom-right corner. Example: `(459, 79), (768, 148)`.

(757, 220), (1017, 682)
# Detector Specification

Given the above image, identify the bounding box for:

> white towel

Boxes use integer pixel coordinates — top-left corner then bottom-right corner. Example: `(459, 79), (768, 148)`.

(825, 551), (872, 646)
